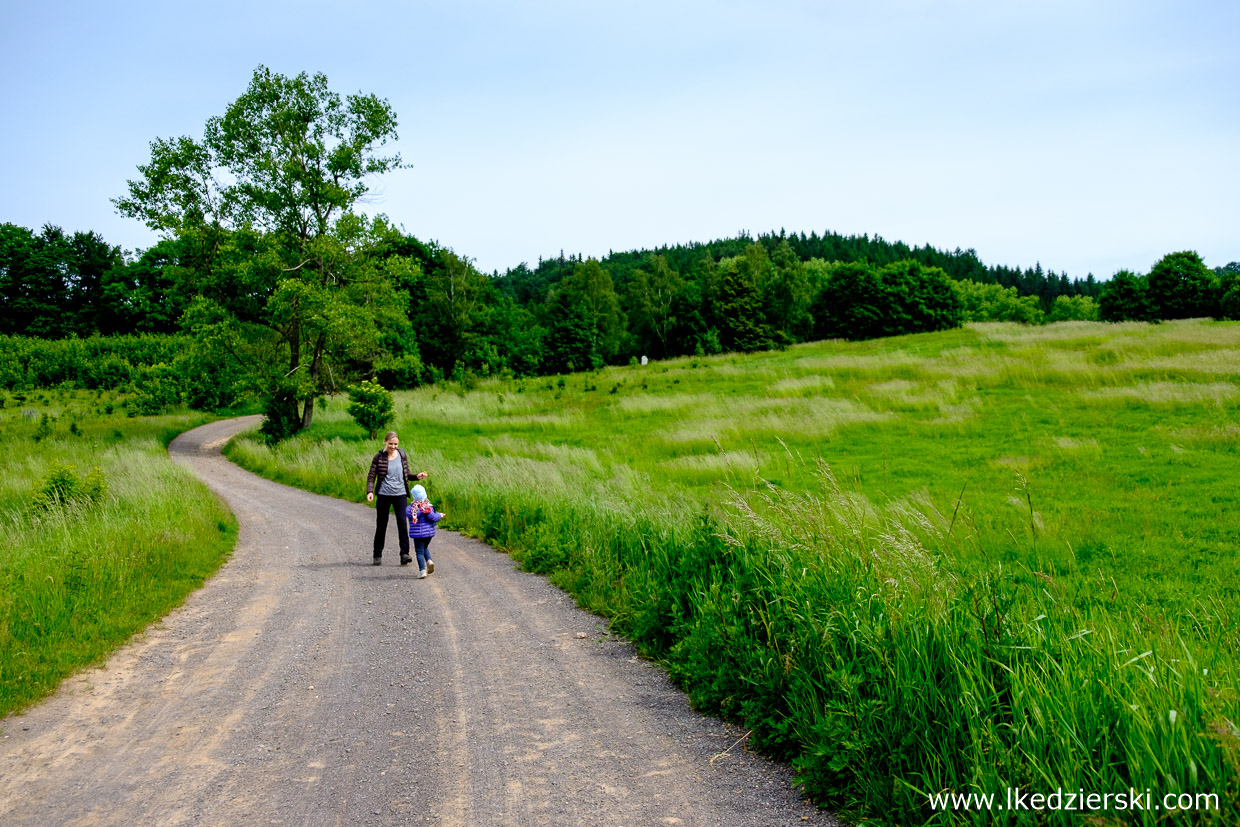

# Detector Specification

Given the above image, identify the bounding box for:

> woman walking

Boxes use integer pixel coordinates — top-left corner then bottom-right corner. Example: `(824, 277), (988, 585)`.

(365, 431), (428, 566)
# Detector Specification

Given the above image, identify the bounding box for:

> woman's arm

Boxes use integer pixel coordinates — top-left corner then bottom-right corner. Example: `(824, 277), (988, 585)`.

(365, 453), (381, 499)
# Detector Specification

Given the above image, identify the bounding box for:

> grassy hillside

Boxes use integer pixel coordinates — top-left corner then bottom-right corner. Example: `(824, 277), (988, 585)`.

(227, 320), (1240, 825)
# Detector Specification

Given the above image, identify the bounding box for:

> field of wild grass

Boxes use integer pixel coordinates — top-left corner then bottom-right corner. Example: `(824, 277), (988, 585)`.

(0, 389), (236, 716)
(228, 319), (1240, 825)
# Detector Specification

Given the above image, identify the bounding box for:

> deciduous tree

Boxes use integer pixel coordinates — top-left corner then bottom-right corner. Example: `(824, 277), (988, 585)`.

(1099, 270), (1154, 322)
(625, 255), (683, 359)
(1146, 251), (1217, 320)
(115, 65), (411, 435)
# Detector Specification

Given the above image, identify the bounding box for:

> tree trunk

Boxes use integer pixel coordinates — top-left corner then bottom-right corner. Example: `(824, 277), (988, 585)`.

(301, 397), (314, 430)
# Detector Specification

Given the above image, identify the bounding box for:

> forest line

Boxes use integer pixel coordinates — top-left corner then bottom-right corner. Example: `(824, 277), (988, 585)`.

(3, 64), (1237, 439)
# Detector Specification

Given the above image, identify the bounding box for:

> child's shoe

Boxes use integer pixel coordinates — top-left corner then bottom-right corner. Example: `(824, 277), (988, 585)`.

(418, 569), (427, 579)
(426, 560), (434, 574)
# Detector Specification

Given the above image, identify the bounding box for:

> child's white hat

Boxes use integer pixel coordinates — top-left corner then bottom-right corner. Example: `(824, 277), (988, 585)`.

(411, 484), (427, 501)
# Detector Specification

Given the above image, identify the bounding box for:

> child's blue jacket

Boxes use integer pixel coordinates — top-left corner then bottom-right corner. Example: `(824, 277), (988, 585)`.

(406, 504), (443, 538)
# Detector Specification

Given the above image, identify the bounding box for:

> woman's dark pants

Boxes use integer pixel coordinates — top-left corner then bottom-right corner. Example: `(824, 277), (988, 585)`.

(373, 494), (410, 562)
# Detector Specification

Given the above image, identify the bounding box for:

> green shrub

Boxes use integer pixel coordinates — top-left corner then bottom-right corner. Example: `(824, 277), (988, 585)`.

(346, 380), (395, 437)
(31, 462), (106, 511)
(131, 363), (183, 415)
(259, 387), (301, 445)
(954, 279), (1046, 324)
(32, 413), (52, 442)
(1047, 294), (1100, 322)
(0, 333), (192, 391)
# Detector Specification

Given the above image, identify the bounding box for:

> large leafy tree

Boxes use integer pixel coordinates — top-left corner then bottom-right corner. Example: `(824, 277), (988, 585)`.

(878, 260), (962, 335)
(114, 65), (411, 433)
(1145, 250), (1217, 320)
(625, 255), (683, 359)
(550, 259), (627, 363)
(812, 261), (887, 340)
(541, 289), (598, 374)
(764, 239), (814, 343)
(1099, 270), (1154, 322)
(409, 249), (497, 376)
(716, 246), (774, 352)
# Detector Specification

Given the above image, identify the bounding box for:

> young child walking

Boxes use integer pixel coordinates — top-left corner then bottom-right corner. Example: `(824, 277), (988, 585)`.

(406, 484), (445, 579)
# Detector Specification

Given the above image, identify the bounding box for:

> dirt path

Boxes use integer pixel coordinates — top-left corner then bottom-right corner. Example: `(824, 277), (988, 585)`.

(0, 417), (842, 826)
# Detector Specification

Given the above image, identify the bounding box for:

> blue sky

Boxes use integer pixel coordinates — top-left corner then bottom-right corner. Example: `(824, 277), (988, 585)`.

(2, 0), (1236, 279)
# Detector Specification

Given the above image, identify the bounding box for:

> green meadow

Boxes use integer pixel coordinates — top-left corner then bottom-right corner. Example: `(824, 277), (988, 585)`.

(0, 390), (236, 716)
(229, 319), (1240, 825)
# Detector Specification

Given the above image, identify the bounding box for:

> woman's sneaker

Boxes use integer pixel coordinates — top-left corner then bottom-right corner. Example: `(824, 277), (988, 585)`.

(418, 569), (427, 579)
(426, 560), (435, 574)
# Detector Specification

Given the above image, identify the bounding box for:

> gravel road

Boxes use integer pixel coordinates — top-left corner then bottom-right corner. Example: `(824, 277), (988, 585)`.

(0, 417), (843, 826)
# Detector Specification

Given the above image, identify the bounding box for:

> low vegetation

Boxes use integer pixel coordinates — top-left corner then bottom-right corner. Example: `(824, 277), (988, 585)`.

(0, 390), (236, 716)
(226, 319), (1240, 825)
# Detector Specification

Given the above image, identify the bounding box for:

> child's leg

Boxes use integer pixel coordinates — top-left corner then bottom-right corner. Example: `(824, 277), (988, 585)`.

(414, 537), (431, 572)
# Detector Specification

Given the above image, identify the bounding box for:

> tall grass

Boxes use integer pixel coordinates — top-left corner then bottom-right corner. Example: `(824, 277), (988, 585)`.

(226, 320), (1240, 824)
(0, 392), (236, 716)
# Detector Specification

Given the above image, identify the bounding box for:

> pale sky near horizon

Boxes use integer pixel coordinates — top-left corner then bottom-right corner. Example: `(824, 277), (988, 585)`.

(2, 1), (1236, 281)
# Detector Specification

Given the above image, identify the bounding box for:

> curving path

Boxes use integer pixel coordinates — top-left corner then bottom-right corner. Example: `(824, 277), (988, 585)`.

(0, 417), (841, 826)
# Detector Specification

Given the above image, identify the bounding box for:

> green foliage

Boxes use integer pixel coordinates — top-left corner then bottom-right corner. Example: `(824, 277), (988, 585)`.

(542, 290), (599, 374)
(1219, 262), (1240, 321)
(115, 65), (405, 239)
(553, 258), (627, 363)
(0, 333), (191, 391)
(258, 385), (301, 445)
(346, 380), (395, 437)
(716, 246), (775, 352)
(82, 465), (107, 503)
(32, 412), (52, 442)
(0, 400), (234, 716)
(812, 261), (886, 339)
(763, 239), (815, 343)
(815, 259), (962, 340)
(878, 259), (962, 334)
(373, 352), (425, 390)
(31, 462), (107, 511)
(0, 223), (125, 338)
(953, 279), (1046, 324)
(1147, 250), (1218, 320)
(625, 255), (684, 359)
(130, 363), (183, 416)
(1046, 293), (1100, 322)
(1099, 269), (1155, 322)
(115, 66), (412, 435)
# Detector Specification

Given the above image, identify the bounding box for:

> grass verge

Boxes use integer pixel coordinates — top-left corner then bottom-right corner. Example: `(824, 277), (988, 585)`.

(0, 391), (237, 717)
